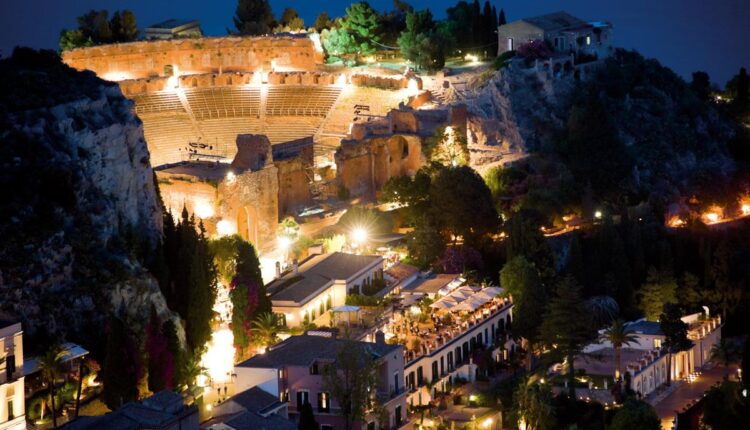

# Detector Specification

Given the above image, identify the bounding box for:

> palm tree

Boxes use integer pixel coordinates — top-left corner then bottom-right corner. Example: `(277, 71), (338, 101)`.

(38, 344), (69, 428)
(252, 313), (281, 349)
(711, 338), (741, 372)
(601, 319), (638, 381)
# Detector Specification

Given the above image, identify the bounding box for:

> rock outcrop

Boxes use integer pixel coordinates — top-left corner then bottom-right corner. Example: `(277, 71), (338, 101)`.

(0, 49), (181, 349)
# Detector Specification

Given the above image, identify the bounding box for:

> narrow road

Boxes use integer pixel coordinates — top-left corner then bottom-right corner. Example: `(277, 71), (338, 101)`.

(654, 364), (736, 430)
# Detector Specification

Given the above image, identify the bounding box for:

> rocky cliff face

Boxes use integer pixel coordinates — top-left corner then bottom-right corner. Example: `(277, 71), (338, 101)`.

(455, 51), (735, 198)
(0, 49), (179, 350)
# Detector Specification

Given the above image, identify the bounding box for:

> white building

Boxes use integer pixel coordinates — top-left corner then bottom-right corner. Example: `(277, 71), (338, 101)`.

(0, 321), (25, 430)
(266, 252), (384, 327)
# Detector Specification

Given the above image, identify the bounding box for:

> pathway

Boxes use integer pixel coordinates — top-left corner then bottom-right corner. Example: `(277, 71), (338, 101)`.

(654, 364), (736, 430)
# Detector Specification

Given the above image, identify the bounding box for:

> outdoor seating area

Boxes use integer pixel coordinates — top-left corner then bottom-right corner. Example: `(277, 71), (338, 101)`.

(379, 285), (509, 363)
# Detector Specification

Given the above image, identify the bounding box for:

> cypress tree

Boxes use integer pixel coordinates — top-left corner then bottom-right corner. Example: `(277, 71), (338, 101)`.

(498, 8), (507, 26)
(482, 1), (493, 46)
(102, 316), (139, 409)
(471, 0), (481, 46)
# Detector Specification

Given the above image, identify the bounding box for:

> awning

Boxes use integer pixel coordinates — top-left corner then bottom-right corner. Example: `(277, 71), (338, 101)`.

(331, 305), (361, 313)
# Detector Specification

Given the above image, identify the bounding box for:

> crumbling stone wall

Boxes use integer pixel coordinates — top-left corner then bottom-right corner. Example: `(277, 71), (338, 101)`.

(335, 134), (423, 197)
(62, 35), (322, 81)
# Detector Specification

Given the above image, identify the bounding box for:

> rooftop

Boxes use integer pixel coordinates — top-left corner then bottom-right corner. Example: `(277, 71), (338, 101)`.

(224, 411), (296, 430)
(24, 342), (89, 375)
(405, 273), (462, 295)
(385, 262), (420, 282)
(236, 334), (400, 369)
(229, 386), (284, 415)
(62, 391), (193, 430)
(146, 19), (200, 30)
(625, 320), (663, 336)
(267, 252), (382, 304)
(520, 11), (590, 32)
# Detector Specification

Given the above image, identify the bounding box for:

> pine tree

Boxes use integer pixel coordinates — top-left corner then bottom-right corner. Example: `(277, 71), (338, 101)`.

(314, 12), (334, 32)
(471, 0), (482, 46)
(498, 8), (507, 26)
(481, 1), (493, 46)
(540, 277), (597, 397)
(342, 2), (381, 59)
(233, 0), (275, 35)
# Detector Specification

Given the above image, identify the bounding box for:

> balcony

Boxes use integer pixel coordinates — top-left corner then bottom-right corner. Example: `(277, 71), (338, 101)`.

(377, 386), (407, 404)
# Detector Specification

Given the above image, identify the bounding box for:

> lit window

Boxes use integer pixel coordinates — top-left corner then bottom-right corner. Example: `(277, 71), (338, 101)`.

(318, 391), (330, 413)
(654, 339), (662, 348)
(586, 36), (591, 45)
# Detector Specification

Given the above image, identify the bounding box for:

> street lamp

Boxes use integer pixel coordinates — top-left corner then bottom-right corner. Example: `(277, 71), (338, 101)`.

(351, 227), (368, 248)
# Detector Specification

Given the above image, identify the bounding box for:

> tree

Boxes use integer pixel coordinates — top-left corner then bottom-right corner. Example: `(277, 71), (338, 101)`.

(690, 71), (711, 100)
(422, 125), (469, 166)
(38, 344), (68, 428)
(512, 381), (556, 430)
(702, 379), (750, 430)
(540, 277), (597, 397)
(638, 267), (677, 321)
(145, 308), (174, 392)
(500, 256), (546, 369)
(298, 401), (319, 430)
(498, 8), (507, 26)
(110, 10), (138, 42)
(233, 0), (275, 35)
(708, 239), (742, 319)
(659, 303), (691, 386)
(314, 12), (334, 32)
(397, 10), (452, 71)
(162, 319), (188, 390)
(601, 319), (638, 380)
(609, 399), (660, 430)
(341, 2), (381, 60)
(321, 27), (356, 61)
(406, 219), (445, 269)
(251, 313), (282, 349)
(505, 210), (554, 281)
(276, 8), (304, 31)
(711, 338), (741, 369)
(322, 340), (379, 430)
(102, 316), (140, 409)
(428, 165), (498, 245)
(59, 30), (91, 51)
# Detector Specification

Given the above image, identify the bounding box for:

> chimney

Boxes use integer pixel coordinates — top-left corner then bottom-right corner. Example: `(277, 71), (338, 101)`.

(375, 330), (385, 345)
(293, 259), (299, 275)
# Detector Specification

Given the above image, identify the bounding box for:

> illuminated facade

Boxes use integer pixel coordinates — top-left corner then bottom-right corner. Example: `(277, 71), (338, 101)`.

(0, 322), (25, 430)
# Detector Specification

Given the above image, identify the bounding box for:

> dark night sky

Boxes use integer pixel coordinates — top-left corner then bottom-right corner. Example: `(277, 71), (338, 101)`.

(1, 0), (748, 85)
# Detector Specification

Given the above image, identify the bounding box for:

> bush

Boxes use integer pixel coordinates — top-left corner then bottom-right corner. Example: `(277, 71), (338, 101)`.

(493, 50), (516, 70)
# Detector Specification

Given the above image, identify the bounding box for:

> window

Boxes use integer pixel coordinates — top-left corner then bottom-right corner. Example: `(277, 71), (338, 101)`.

(440, 356), (445, 376)
(321, 425), (333, 430)
(447, 352), (454, 371)
(7, 400), (14, 420)
(367, 421), (376, 430)
(586, 35), (591, 45)
(6, 355), (15, 380)
(431, 361), (438, 382)
(320, 301), (325, 316)
(408, 371), (415, 390)
(310, 362), (319, 375)
(417, 366), (424, 385)
(395, 405), (403, 425)
(507, 38), (513, 51)
(280, 389), (289, 402)
(296, 390), (309, 408)
(393, 371), (400, 393)
(326, 295), (332, 310)
(318, 391), (330, 413)
(277, 313), (287, 327)
(654, 338), (662, 349)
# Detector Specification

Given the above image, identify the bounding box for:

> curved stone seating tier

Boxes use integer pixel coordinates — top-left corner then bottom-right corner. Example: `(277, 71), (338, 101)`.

(266, 86), (341, 116)
(184, 87), (261, 120)
(141, 114), (201, 167)
(132, 91), (185, 115)
(263, 116), (322, 145)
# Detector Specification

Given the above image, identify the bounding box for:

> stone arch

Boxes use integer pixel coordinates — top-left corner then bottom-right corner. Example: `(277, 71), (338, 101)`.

(237, 205), (260, 245)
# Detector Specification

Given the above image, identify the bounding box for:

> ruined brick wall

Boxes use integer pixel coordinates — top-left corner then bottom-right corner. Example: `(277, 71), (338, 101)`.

(219, 165), (279, 250)
(62, 35), (322, 81)
(335, 135), (423, 197)
(276, 157), (313, 216)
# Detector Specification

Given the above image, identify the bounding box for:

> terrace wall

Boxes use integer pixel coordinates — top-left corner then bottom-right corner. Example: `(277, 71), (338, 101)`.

(62, 35), (323, 81)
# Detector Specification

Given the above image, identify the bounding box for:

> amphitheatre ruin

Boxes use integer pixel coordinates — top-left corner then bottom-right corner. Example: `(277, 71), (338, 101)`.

(62, 34), (467, 250)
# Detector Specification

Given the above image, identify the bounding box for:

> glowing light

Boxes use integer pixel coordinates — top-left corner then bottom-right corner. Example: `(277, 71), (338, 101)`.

(702, 206), (723, 224)
(167, 75), (179, 89)
(278, 235), (292, 250)
(594, 210), (603, 219)
(216, 219), (236, 237)
(407, 78), (420, 94)
(225, 171), (236, 184)
(201, 328), (234, 383)
(205, 404), (213, 411)
(740, 197), (750, 216)
(464, 54), (479, 64)
(540, 378), (545, 384)
(409, 305), (421, 316)
(194, 200), (214, 219)
(365, 55), (376, 64)
(469, 394), (478, 402)
(337, 74), (347, 86)
(482, 417), (493, 428)
(668, 216), (685, 228)
(351, 227), (368, 244)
